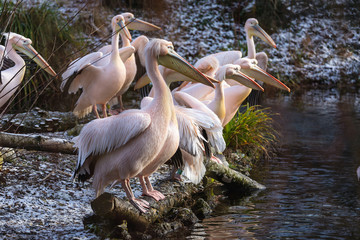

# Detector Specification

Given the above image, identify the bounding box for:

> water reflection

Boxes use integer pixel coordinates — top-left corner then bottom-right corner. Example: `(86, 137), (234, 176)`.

(190, 89), (360, 239)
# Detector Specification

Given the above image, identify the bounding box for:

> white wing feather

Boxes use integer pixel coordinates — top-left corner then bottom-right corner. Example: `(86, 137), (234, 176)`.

(73, 109), (151, 171)
(182, 149), (206, 184)
(61, 52), (104, 92)
(175, 106), (208, 156)
(174, 91), (225, 153)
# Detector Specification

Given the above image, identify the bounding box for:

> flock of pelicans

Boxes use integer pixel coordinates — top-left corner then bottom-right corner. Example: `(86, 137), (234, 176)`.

(0, 13), (290, 213)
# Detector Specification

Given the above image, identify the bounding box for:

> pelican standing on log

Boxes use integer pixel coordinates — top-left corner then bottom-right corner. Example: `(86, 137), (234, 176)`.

(61, 15), (134, 118)
(72, 39), (214, 213)
(0, 32), (56, 110)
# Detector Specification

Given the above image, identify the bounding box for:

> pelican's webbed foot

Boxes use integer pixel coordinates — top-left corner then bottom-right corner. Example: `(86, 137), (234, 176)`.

(130, 198), (150, 213)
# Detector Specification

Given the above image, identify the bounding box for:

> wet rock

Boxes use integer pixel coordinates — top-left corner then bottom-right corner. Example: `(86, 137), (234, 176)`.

(150, 221), (183, 237)
(191, 198), (212, 220)
(108, 222), (132, 239)
(166, 207), (198, 227)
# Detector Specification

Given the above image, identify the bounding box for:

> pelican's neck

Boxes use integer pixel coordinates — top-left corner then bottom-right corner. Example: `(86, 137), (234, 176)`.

(111, 29), (120, 61)
(146, 55), (171, 103)
(5, 44), (26, 76)
(214, 81), (224, 102)
(6, 43), (25, 67)
(246, 32), (256, 59)
(120, 28), (131, 48)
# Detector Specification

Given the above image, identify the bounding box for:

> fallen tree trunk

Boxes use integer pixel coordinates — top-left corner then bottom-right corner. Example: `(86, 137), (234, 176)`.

(88, 180), (199, 234)
(86, 161), (266, 237)
(205, 160), (266, 192)
(0, 132), (76, 154)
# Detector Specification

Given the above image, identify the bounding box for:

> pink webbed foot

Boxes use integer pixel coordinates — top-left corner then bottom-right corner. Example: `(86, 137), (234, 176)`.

(210, 155), (222, 164)
(143, 190), (166, 201)
(109, 107), (124, 116)
(130, 198), (150, 213)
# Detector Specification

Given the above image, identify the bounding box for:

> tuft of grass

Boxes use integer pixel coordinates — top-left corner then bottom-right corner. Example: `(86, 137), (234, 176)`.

(0, 0), (84, 112)
(223, 104), (278, 159)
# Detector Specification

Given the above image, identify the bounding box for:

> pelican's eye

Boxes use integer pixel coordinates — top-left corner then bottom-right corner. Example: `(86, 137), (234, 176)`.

(168, 45), (174, 50)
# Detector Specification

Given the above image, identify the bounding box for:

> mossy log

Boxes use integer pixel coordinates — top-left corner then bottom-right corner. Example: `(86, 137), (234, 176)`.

(0, 132), (75, 154)
(205, 160), (266, 193)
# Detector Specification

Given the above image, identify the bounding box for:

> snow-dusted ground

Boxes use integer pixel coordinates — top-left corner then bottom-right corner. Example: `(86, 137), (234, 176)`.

(1, 0), (359, 239)
(0, 147), (169, 239)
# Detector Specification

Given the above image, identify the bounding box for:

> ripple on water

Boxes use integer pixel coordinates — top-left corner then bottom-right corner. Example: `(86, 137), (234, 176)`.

(189, 90), (360, 239)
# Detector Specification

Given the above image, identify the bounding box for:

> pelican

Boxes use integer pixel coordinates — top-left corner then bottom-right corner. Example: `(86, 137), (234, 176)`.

(0, 32), (56, 110)
(96, 12), (161, 113)
(61, 15), (134, 118)
(72, 38), (214, 213)
(175, 18), (289, 126)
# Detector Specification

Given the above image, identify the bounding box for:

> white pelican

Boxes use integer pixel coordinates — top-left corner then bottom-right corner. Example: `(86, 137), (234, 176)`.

(96, 12), (161, 113)
(61, 15), (134, 118)
(72, 39), (214, 213)
(0, 33), (56, 110)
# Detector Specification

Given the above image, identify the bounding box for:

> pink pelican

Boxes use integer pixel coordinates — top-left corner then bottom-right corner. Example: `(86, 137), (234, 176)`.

(0, 33), (56, 110)
(95, 13), (161, 113)
(72, 38), (214, 213)
(61, 15), (134, 118)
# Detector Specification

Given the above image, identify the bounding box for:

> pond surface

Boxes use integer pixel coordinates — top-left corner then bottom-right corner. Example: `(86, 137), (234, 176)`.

(190, 89), (360, 239)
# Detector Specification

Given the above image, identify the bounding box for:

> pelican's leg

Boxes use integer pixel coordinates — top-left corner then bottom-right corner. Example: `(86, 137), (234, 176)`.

(139, 176), (162, 201)
(92, 105), (100, 119)
(101, 104), (108, 118)
(170, 166), (182, 181)
(109, 96), (125, 115)
(120, 179), (149, 213)
(117, 95), (125, 112)
(144, 176), (165, 200)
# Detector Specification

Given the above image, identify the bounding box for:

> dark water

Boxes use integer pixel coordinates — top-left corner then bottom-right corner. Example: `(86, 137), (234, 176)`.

(190, 89), (360, 239)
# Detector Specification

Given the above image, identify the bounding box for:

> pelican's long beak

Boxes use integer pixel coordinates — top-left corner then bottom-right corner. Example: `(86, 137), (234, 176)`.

(127, 18), (161, 31)
(252, 24), (276, 48)
(133, 70), (219, 91)
(228, 71), (264, 91)
(158, 48), (215, 88)
(15, 43), (56, 76)
(241, 66), (290, 92)
(118, 20), (132, 41)
(134, 73), (151, 90)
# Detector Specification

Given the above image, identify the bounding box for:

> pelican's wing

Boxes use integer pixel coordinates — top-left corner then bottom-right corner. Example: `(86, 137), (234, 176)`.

(213, 50), (242, 65)
(140, 96), (153, 109)
(0, 57), (16, 85)
(119, 46), (135, 63)
(0, 57), (15, 71)
(73, 109), (151, 175)
(255, 52), (268, 71)
(97, 44), (112, 54)
(175, 106), (213, 156)
(61, 52), (104, 93)
(132, 36), (148, 84)
(182, 149), (206, 184)
(174, 92), (225, 153)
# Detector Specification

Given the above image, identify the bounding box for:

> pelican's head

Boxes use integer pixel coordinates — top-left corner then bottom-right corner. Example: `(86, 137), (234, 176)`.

(218, 64), (264, 91)
(3, 32), (56, 76)
(245, 18), (276, 48)
(121, 12), (161, 31)
(112, 15), (132, 41)
(145, 39), (215, 88)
